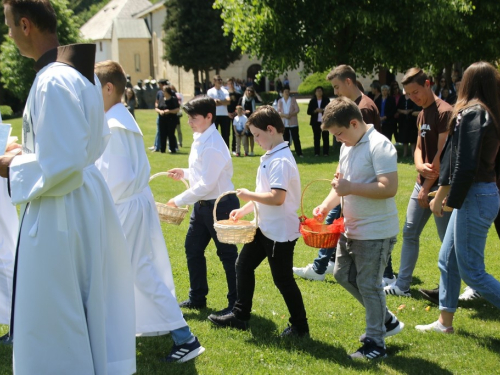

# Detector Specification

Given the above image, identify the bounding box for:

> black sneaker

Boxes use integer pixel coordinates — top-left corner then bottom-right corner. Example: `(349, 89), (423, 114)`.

(359, 315), (404, 342)
(349, 338), (387, 360)
(213, 305), (234, 316)
(179, 299), (207, 310)
(419, 287), (439, 305)
(208, 312), (248, 331)
(280, 325), (310, 338)
(161, 337), (205, 363)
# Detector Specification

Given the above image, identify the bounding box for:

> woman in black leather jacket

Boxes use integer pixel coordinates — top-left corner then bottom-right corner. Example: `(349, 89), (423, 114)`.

(416, 62), (500, 333)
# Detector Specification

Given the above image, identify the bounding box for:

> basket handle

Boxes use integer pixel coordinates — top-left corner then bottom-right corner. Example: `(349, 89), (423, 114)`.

(300, 178), (343, 219)
(213, 190), (259, 224)
(149, 172), (189, 190)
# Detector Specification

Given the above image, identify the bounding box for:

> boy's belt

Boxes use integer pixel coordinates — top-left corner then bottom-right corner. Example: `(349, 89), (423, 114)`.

(198, 195), (231, 206)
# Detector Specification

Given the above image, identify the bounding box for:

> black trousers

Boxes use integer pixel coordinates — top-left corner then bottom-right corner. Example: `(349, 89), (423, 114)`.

(283, 126), (303, 156)
(233, 229), (308, 331)
(215, 115), (231, 148)
(312, 122), (330, 155)
(159, 120), (178, 153)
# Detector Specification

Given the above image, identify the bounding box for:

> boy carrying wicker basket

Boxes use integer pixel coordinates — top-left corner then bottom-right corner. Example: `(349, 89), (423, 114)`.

(313, 97), (403, 360)
(208, 106), (309, 338)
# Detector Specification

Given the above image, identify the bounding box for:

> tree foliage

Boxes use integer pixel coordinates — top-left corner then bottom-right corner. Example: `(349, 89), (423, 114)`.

(163, 0), (241, 79)
(0, 0), (81, 101)
(214, 0), (500, 77)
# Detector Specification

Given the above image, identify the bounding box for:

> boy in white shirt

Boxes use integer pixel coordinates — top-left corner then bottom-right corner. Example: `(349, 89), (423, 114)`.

(314, 97), (403, 360)
(207, 106), (309, 337)
(95, 61), (204, 363)
(167, 96), (239, 315)
(233, 105), (248, 156)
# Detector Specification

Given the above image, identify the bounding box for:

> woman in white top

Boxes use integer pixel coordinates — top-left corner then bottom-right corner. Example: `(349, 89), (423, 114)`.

(278, 86), (303, 157)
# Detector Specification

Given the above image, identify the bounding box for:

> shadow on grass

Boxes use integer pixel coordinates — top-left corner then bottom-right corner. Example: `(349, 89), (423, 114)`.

(383, 346), (454, 375)
(0, 344), (12, 373)
(459, 329), (500, 357)
(464, 299), (500, 322)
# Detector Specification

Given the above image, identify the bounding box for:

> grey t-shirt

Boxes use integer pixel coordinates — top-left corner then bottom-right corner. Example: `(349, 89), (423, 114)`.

(339, 125), (399, 240)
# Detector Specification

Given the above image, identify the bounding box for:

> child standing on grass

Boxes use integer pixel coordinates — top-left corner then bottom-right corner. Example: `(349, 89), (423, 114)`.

(233, 105), (247, 156)
(167, 96), (239, 315)
(208, 106), (309, 337)
(314, 97), (403, 360)
(95, 61), (204, 363)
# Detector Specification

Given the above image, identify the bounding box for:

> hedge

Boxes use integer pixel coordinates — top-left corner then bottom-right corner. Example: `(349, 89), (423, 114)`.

(297, 71), (334, 97)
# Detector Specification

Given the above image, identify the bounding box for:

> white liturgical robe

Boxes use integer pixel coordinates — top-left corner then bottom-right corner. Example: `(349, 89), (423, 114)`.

(0, 178), (17, 325)
(8, 50), (136, 375)
(97, 103), (187, 336)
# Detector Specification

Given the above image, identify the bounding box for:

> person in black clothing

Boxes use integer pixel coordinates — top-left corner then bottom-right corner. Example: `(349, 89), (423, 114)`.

(155, 85), (180, 153)
(397, 92), (420, 158)
(307, 86), (331, 156)
(380, 85), (397, 141)
(227, 78), (242, 154)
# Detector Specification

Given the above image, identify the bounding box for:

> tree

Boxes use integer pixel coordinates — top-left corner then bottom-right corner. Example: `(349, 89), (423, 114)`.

(0, 0), (81, 101)
(163, 0), (241, 85)
(214, 0), (500, 77)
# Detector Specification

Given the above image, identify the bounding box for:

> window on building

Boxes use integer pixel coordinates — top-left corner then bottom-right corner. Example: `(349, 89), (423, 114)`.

(135, 54), (141, 72)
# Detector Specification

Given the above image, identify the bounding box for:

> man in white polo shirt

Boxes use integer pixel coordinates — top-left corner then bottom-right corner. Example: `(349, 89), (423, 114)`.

(207, 75), (231, 148)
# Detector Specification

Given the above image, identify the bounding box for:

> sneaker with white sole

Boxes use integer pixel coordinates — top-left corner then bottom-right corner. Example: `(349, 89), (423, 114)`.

(415, 320), (454, 334)
(292, 264), (325, 281)
(459, 286), (482, 301)
(384, 283), (411, 297)
(161, 337), (205, 363)
(349, 338), (387, 360)
(382, 276), (397, 287)
(325, 261), (335, 274)
(359, 314), (404, 342)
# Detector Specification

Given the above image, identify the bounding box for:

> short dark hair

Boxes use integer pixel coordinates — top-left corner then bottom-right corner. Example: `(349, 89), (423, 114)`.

(94, 60), (127, 96)
(326, 65), (357, 83)
(402, 68), (428, 86)
(3, 0), (57, 34)
(322, 97), (363, 129)
(247, 105), (284, 133)
(183, 95), (216, 120)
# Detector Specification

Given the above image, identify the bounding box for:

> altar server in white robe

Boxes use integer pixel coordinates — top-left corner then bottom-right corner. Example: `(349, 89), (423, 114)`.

(0, 168), (17, 339)
(0, 2), (136, 374)
(95, 60), (204, 363)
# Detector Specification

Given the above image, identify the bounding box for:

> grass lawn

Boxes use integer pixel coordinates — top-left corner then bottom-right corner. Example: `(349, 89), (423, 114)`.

(1, 105), (499, 374)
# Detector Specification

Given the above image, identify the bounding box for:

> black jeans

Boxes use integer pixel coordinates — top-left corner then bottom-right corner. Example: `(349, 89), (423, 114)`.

(159, 120), (178, 153)
(215, 115), (231, 149)
(184, 195), (239, 307)
(283, 126), (303, 156)
(233, 229), (308, 331)
(311, 122), (330, 155)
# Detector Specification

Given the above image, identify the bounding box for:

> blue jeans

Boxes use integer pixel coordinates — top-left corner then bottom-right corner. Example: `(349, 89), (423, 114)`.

(312, 205), (342, 274)
(395, 182), (451, 291)
(154, 116), (160, 150)
(334, 235), (397, 347)
(439, 182), (500, 312)
(184, 195), (239, 307)
(171, 326), (194, 346)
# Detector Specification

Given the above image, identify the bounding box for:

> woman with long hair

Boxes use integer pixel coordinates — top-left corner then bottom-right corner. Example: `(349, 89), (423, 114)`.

(155, 85), (180, 153)
(416, 62), (500, 333)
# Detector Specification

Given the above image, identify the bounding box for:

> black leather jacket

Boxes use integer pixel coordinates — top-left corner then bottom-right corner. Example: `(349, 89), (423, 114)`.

(439, 105), (500, 209)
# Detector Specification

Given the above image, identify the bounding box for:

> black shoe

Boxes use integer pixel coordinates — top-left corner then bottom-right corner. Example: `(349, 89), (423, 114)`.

(349, 337), (387, 360)
(161, 336), (205, 363)
(214, 305), (234, 316)
(280, 324), (310, 338)
(208, 312), (248, 331)
(419, 287), (439, 305)
(0, 333), (13, 346)
(179, 299), (206, 310)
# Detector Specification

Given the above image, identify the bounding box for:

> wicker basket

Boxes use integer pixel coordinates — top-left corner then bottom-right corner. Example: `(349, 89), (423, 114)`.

(149, 172), (190, 225)
(299, 179), (344, 249)
(213, 191), (259, 244)
(427, 191), (453, 212)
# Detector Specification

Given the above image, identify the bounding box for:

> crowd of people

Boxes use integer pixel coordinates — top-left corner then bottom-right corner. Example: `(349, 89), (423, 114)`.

(0, 0), (499, 373)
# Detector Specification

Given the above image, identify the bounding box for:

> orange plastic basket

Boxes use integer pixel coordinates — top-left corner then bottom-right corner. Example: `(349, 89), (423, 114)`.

(299, 179), (344, 248)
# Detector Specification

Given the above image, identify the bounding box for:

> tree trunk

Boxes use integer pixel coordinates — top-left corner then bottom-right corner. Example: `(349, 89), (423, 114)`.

(204, 69), (210, 91)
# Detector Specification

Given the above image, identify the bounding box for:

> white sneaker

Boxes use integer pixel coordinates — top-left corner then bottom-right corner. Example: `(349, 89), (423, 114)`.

(415, 320), (454, 334)
(232, 151), (237, 156)
(249, 152), (254, 156)
(382, 276), (397, 287)
(384, 283), (411, 297)
(292, 264), (325, 281)
(325, 261), (335, 274)
(459, 286), (482, 301)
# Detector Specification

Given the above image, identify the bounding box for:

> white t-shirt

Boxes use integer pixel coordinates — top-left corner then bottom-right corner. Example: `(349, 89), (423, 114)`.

(233, 115), (247, 133)
(207, 87), (229, 116)
(255, 142), (301, 242)
(339, 125), (399, 240)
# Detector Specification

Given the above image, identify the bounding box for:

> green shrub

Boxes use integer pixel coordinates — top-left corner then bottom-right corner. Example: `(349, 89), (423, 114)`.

(258, 91), (279, 105)
(297, 71), (334, 97)
(0, 105), (13, 119)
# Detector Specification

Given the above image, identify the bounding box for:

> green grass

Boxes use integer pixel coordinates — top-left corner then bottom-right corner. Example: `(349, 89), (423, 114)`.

(1, 106), (500, 374)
